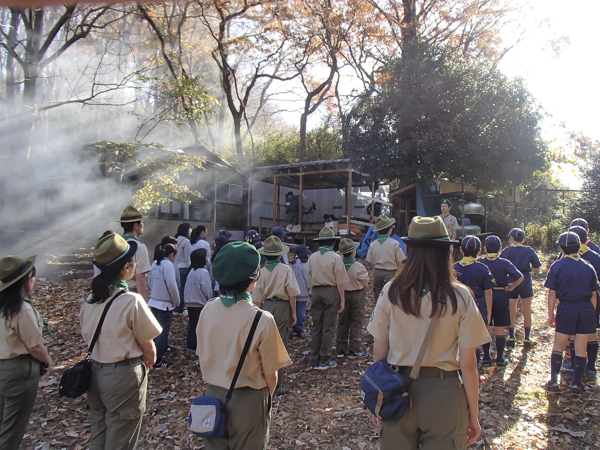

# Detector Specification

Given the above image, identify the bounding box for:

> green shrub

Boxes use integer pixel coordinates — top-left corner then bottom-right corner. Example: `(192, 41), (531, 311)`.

(486, 211), (512, 243)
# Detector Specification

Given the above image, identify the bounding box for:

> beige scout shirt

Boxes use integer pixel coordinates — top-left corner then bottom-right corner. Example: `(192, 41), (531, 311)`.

(252, 263), (301, 303)
(0, 302), (43, 360)
(344, 260), (369, 292)
(80, 289), (162, 363)
(367, 283), (490, 371)
(366, 237), (406, 270)
(306, 250), (349, 288)
(197, 298), (292, 390)
(126, 238), (152, 291)
(439, 213), (459, 237)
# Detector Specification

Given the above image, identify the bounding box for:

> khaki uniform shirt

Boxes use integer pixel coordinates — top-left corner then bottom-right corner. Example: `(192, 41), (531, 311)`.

(0, 302), (43, 359)
(306, 250), (349, 288)
(439, 214), (459, 237)
(80, 289), (162, 363)
(252, 262), (301, 303)
(197, 298), (292, 390)
(366, 237), (406, 270)
(367, 284), (490, 371)
(344, 260), (369, 292)
(126, 237), (152, 291)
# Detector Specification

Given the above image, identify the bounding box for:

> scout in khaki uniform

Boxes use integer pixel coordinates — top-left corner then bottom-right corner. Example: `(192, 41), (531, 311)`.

(439, 198), (459, 240)
(335, 238), (369, 358)
(197, 242), (291, 450)
(306, 227), (349, 369)
(81, 234), (162, 450)
(118, 205), (152, 300)
(366, 215), (406, 302)
(253, 236), (301, 396)
(0, 255), (52, 450)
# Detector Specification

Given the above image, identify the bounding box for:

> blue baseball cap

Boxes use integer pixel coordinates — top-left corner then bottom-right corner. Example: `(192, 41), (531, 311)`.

(219, 230), (233, 239)
(570, 218), (589, 230)
(508, 228), (526, 241)
(484, 235), (502, 252)
(557, 231), (580, 247)
(461, 235), (481, 252)
(568, 226), (588, 243)
(245, 230), (260, 244)
(294, 244), (311, 258)
(271, 226), (286, 239)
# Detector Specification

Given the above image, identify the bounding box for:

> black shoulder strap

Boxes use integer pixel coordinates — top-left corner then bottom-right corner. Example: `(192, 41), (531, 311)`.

(88, 290), (126, 355)
(224, 310), (263, 406)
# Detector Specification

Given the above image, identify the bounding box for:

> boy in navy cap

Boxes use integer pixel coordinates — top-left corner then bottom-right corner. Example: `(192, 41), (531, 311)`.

(453, 235), (494, 365)
(544, 231), (598, 395)
(479, 235), (524, 366)
(500, 228), (542, 347)
(571, 218), (600, 253)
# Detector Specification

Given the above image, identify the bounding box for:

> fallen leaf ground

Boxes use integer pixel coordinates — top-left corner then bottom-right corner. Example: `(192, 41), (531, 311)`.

(23, 254), (600, 449)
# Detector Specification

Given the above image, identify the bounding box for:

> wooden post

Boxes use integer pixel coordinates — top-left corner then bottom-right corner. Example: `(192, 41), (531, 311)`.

(347, 163), (352, 236)
(299, 166), (304, 230)
(272, 175), (277, 228)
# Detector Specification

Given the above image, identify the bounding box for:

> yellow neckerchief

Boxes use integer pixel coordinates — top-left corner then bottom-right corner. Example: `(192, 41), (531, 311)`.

(510, 242), (523, 247)
(580, 243), (590, 254)
(458, 256), (477, 266)
(564, 253), (581, 261)
(484, 252), (499, 261)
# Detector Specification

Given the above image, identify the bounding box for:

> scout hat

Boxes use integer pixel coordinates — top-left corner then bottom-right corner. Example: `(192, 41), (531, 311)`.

(441, 199), (452, 206)
(245, 230), (260, 244)
(117, 205), (147, 223)
(508, 228), (526, 241)
(258, 236), (289, 256)
(461, 235), (481, 252)
(0, 255), (36, 292)
(401, 216), (458, 246)
(337, 238), (359, 255)
(373, 215), (396, 232)
(294, 244), (311, 258)
(93, 233), (137, 268)
(484, 235), (502, 252)
(212, 241), (260, 286)
(568, 226), (588, 243)
(571, 218), (589, 230)
(314, 226), (340, 241)
(271, 226), (286, 239)
(557, 231), (580, 247)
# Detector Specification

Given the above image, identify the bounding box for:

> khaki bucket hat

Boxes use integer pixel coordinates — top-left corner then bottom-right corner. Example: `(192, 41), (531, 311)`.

(0, 255), (36, 292)
(117, 205), (147, 223)
(401, 216), (458, 246)
(337, 238), (359, 255)
(314, 226), (340, 241)
(258, 236), (290, 256)
(373, 215), (396, 232)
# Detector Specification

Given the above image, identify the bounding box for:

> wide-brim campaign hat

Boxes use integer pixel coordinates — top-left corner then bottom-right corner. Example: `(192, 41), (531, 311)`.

(557, 231), (580, 247)
(0, 255), (36, 292)
(258, 236), (290, 256)
(94, 234), (138, 268)
(213, 242), (260, 286)
(401, 216), (458, 246)
(337, 238), (359, 255)
(314, 226), (340, 241)
(117, 205), (147, 223)
(461, 235), (481, 251)
(373, 215), (396, 232)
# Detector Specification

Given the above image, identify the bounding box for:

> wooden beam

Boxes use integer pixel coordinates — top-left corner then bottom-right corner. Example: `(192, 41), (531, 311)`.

(272, 175), (277, 228)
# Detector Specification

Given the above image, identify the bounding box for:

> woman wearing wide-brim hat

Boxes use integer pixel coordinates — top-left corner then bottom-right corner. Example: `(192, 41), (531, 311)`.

(80, 234), (162, 450)
(0, 255), (52, 450)
(367, 216), (491, 449)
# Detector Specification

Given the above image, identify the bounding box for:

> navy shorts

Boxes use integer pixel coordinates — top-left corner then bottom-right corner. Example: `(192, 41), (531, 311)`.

(474, 296), (488, 326)
(490, 289), (511, 327)
(509, 274), (534, 299)
(555, 301), (596, 335)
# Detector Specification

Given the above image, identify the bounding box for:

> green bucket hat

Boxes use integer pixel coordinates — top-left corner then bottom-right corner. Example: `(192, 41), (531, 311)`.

(117, 205), (148, 223)
(401, 216), (458, 246)
(0, 255), (36, 292)
(314, 226), (340, 241)
(337, 238), (359, 255)
(94, 234), (138, 268)
(373, 215), (396, 232)
(212, 242), (260, 286)
(258, 236), (289, 256)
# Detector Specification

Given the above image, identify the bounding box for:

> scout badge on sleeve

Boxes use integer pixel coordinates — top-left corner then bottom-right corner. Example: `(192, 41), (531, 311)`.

(189, 311), (262, 437)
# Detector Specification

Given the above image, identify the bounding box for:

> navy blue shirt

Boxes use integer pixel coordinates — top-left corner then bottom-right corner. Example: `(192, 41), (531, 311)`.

(581, 248), (600, 279)
(453, 261), (495, 300)
(479, 257), (523, 288)
(589, 241), (600, 254)
(544, 257), (599, 303)
(500, 245), (541, 274)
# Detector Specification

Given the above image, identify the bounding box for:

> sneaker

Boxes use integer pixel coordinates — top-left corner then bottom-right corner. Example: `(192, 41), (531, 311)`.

(348, 350), (369, 359)
(506, 337), (516, 347)
(570, 385), (582, 396)
(324, 360), (337, 368)
(166, 345), (181, 353)
(313, 363), (329, 370)
(152, 360), (173, 369)
(543, 381), (561, 394)
(560, 364), (575, 375)
(274, 385), (290, 396)
(186, 348), (196, 356)
(523, 338), (535, 348)
(495, 357), (505, 367)
(481, 359), (492, 368)
(586, 369), (597, 378)
(182, 310), (188, 316)
(336, 350), (346, 358)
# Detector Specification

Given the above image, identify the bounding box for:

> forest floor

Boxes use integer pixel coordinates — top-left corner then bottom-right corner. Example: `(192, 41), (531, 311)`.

(22, 254), (600, 450)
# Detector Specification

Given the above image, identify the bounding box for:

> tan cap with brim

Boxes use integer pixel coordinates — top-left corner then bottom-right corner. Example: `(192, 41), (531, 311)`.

(0, 255), (36, 292)
(258, 236), (290, 256)
(117, 205), (147, 223)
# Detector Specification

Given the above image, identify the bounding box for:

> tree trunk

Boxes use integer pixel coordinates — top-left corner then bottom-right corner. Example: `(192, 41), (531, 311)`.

(300, 111), (309, 162)
(233, 112), (244, 166)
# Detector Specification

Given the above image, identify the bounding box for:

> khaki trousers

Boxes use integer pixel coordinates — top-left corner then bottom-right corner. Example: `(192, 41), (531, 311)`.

(373, 269), (396, 303)
(380, 367), (468, 450)
(87, 357), (147, 450)
(0, 355), (40, 450)
(336, 290), (366, 353)
(204, 384), (271, 450)
(310, 285), (340, 366)
(262, 300), (291, 386)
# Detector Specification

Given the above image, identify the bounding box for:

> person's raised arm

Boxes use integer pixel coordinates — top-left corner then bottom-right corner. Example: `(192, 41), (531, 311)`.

(459, 347), (481, 446)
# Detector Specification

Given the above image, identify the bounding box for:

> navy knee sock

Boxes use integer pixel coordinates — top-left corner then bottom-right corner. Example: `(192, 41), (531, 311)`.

(482, 343), (491, 361)
(496, 337), (506, 361)
(508, 327), (515, 339)
(573, 356), (587, 387)
(587, 342), (599, 371)
(550, 351), (563, 384)
(524, 327), (531, 340)
(570, 341), (576, 364)
(476, 349), (482, 366)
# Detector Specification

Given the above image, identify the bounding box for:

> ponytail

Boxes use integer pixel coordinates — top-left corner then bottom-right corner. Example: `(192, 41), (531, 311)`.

(154, 243), (177, 265)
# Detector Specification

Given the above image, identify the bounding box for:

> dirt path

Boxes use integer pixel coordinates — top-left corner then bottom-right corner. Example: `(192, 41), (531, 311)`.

(23, 255), (600, 449)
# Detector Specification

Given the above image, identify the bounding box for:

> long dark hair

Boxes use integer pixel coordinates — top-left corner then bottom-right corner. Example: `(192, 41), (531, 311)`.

(190, 225), (207, 245)
(0, 266), (36, 320)
(154, 243), (177, 265)
(190, 248), (208, 270)
(91, 258), (132, 304)
(387, 244), (463, 317)
(175, 223), (192, 239)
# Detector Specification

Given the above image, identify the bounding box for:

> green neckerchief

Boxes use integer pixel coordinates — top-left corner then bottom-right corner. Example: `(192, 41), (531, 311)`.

(221, 291), (252, 307)
(23, 297), (52, 337)
(564, 253), (581, 262)
(122, 234), (139, 241)
(580, 244), (590, 254)
(265, 260), (280, 272)
(510, 242), (523, 247)
(319, 246), (334, 255)
(458, 256), (477, 267)
(485, 253), (499, 261)
(377, 234), (390, 245)
(112, 279), (130, 291)
(343, 256), (356, 272)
